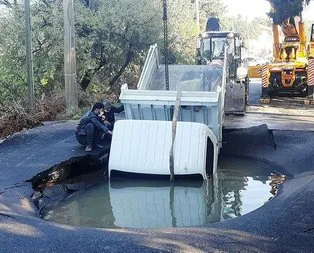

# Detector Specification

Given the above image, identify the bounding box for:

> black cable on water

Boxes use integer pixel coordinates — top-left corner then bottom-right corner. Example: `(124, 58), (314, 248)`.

(162, 0), (170, 91)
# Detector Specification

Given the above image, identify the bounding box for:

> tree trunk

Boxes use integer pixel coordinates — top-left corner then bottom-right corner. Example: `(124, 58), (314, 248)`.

(108, 47), (133, 87)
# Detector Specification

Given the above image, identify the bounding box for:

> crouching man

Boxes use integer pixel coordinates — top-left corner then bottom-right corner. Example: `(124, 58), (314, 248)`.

(76, 102), (113, 152)
(102, 99), (124, 131)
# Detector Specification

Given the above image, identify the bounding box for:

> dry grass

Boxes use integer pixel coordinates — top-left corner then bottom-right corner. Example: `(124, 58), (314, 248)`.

(0, 95), (66, 138)
(0, 91), (121, 139)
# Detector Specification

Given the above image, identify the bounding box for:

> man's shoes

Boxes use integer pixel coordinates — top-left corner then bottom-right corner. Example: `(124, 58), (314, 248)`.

(85, 145), (92, 152)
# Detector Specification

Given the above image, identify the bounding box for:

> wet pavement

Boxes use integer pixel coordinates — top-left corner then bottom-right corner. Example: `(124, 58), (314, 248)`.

(225, 81), (314, 131)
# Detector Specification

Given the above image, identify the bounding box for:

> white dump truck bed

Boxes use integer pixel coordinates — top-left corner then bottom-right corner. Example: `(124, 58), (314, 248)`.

(109, 44), (228, 179)
(149, 64), (223, 92)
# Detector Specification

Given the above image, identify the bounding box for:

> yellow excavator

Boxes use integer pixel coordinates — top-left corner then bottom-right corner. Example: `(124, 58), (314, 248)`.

(249, 1), (314, 102)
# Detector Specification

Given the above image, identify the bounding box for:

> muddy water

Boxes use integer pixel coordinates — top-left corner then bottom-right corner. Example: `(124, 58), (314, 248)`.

(41, 157), (285, 229)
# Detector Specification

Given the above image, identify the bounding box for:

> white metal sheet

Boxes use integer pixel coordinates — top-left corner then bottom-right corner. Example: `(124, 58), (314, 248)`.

(109, 120), (218, 179)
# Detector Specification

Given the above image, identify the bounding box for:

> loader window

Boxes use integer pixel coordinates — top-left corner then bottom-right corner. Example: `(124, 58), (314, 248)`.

(212, 38), (225, 58)
(227, 37), (234, 55)
(203, 39), (212, 60)
(202, 37), (225, 61)
(234, 37), (241, 57)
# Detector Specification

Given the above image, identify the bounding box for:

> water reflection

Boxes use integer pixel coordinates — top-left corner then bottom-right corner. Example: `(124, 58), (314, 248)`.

(42, 158), (285, 229)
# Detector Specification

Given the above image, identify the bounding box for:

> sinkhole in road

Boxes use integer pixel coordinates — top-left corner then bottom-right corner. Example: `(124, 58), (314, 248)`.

(40, 157), (285, 229)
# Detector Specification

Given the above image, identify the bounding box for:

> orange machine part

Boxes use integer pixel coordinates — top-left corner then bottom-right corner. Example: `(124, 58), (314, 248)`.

(281, 71), (295, 88)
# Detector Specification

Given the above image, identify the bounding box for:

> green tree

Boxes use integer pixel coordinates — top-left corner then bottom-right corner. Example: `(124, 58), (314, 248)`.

(268, 0), (312, 24)
(75, 0), (162, 91)
(0, 3), (31, 107)
(167, 0), (225, 64)
(199, 0), (226, 30)
(0, 0), (163, 106)
(0, 0), (263, 108)
(221, 15), (270, 42)
(0, 0), (64, 107)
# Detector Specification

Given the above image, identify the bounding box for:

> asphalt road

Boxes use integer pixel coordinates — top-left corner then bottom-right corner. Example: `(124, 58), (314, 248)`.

(1, 121), (314, 252)
(224, 79), (314, 131)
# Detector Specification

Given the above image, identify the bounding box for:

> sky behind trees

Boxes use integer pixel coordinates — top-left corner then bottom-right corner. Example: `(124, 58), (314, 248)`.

(224, 0), (314, 20)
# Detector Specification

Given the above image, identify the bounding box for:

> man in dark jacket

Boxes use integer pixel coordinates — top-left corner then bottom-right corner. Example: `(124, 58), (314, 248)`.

(76, 102), (112, 152)
(102, 99), (124, 131)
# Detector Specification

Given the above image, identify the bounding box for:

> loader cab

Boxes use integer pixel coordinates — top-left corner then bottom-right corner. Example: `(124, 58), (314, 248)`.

(198, 32), (242, 59)
(197, 31), (243, 79)
(201, 34), (225, 61)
